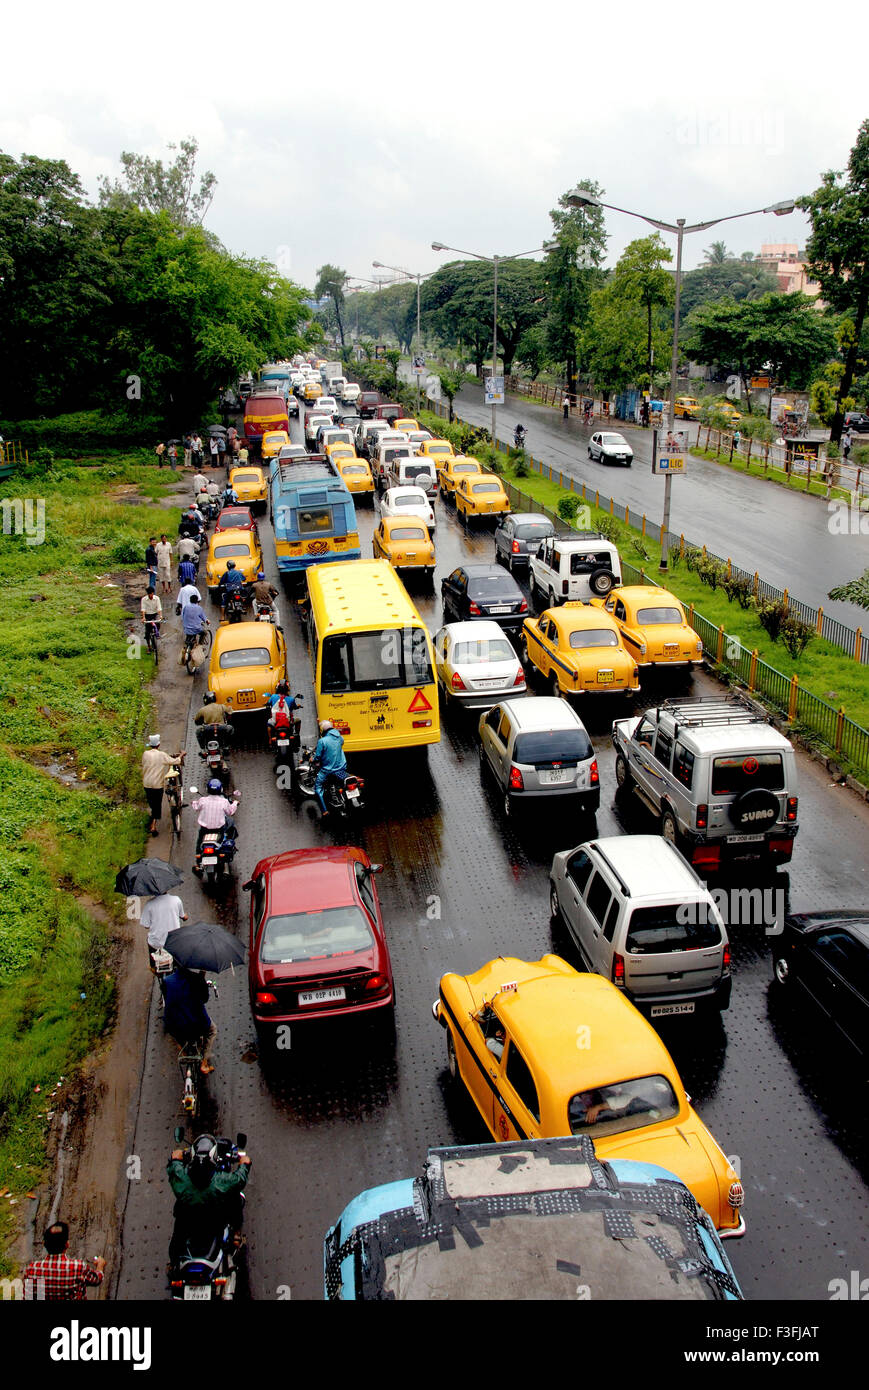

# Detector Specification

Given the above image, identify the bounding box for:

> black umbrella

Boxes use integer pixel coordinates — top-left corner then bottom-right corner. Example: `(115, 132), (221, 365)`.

(207, 424), (227, 436)
(166, 921), (245, 973)
(167, 437), (183, 445)
(115, 858), (184, 897)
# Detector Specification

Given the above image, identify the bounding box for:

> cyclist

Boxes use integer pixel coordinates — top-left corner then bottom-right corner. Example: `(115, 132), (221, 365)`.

(181, 595), (210, 662)
(141, 590), (163, 652)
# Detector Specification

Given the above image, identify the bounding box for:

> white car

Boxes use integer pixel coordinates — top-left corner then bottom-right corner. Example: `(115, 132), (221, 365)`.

(305, 412), (333, 445)
(314, 396), (338, 417)
(341, 382), (361, 404)
(407, 430), (434, 453)
(588, 431), (634, 466)
(379, 485), (437, 532)
(434, 620), (526, 708)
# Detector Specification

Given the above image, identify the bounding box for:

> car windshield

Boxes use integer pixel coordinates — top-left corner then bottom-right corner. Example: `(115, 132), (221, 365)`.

(213, 544), (251, 558)
(626, 905), (722, 953)
(390, 526), (426, 541)
(260, 904), (373, 963)
(711, 753), (784, 794)
(453, 638), (515, 665)
(218, 646), (271, 669)
(513, 729), (592, 764)
(601, 435), (627, 447)
(568, 628), (620, 649)
(636, 606), (684, 625)
(472, 482), (501, 493)
(568, 1075), (680, 1137)
(467, 577), (517, 597)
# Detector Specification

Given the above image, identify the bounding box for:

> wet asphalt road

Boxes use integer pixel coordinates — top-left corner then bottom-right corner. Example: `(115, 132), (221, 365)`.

(114, 415), (869, 1302)
(450, 382), (869, 629)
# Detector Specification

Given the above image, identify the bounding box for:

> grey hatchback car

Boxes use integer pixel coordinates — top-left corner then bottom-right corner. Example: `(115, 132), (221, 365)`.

(478, 696), (600, 819)
(494, 513), (556, 572)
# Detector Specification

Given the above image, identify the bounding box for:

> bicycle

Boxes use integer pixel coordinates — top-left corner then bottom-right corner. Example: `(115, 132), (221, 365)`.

(184, 626), (212, 676)
(144, 618), (161, 666)
(178, 982), (218, 1117)
(164, 765), (184, 839)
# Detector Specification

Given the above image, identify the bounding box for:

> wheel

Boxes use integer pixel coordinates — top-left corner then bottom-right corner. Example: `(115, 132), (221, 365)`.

(548, 590), (558, 610)
(773, 956), (789, 987)
(661, 808), (679, 846)
(519, 636), (530, 668)
(503, 791), (512, 818)
(198, 629), (213, 656)
(587, 447), (593, 459)
(549, 883), (563, 924)
(446, 1029), (459, 1083)
(614, 751), (634, 792)
(507, 554), (515, 574)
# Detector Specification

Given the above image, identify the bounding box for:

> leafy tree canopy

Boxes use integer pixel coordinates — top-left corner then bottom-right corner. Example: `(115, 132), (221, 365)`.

(98, 137), (216, 226)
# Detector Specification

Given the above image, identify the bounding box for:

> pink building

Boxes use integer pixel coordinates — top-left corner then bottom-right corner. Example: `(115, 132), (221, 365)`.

(756, 244), (820, 296)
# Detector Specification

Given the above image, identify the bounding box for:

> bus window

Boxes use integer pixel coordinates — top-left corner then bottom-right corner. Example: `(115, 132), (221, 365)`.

(405, 627), (434, 685)
(299, 507), (333, 535)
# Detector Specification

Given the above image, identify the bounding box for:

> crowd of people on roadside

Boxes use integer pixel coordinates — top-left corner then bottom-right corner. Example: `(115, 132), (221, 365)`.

(154, 426), (247, 470)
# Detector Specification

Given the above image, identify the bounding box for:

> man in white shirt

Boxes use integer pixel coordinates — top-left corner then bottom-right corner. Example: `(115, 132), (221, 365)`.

(209, 435), (219, 466)
(142, 893), (188, 950)
(177, 583), (201, 612)
(193, 471), (208, 493)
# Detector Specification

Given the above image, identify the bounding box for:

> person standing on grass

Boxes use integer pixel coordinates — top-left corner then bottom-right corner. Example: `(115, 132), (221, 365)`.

(155, 534), (173, 594)
(184, 434), (193, 468)
(23, 1222), (105, 1300)
(141, 735), (185, 836)
(168, 442), (178, 469)
(155, 441), (166, 466)
(145, 536), (159, 595)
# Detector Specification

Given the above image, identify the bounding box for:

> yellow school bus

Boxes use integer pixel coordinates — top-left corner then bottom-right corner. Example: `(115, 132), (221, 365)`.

(306, 559), (440, 753)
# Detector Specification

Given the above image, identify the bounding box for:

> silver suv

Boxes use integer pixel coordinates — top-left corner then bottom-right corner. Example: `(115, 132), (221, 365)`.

(549, 835), (732, 1018)
(612, 697), (799, 873)
(478, 696), (599, 820)
(529, 532), (621, 606)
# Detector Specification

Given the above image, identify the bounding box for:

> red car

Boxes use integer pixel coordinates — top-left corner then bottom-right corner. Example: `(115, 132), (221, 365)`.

(214, 506), (257, 534)
(244, 847), (394, 1042)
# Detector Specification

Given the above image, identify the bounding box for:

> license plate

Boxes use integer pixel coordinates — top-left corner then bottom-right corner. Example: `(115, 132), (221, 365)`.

(474, 678), (502, 688)
(183, 1286), (212, 1300)
(346, 790), (360, 801)
(488, 606), (511, 614)
(664, 643), (679, 655)
(298, 987), (346, 1005)
(540, 768), (572, 785)
(236, 690), (256, 706)
(727, 833), (766, 844)
(597, 669), (614, 683)
(650, 1002), (696, 1017)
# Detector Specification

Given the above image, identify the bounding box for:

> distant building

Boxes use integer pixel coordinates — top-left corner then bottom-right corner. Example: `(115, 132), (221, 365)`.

(755, 244), (820, 297)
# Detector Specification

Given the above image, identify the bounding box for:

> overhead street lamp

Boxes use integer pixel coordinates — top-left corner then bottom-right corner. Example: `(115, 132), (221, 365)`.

(566, 190), (796, 570)
(373, 260), (433, 413)
(430, 240), (555, 445)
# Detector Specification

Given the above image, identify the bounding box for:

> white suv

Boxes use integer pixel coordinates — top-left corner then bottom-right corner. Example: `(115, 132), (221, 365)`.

(529, 532), (621, 606)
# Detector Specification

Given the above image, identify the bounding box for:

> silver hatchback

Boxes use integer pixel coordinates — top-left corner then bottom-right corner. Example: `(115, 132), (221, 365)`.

(478, 696), (599, 819)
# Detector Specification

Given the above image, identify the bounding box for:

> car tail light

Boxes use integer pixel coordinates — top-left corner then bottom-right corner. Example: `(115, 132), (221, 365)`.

(451, 671), (467, 690)
(412, 719), (432, 728)
(255, 991), (278, 1007)
(170, 1280), (184, 1289)
(518, 599), (528, 613)
(509, 765), (524, 790)
(693, 845), (720, 870)
(214, 1277), (227, 1287)
(612, 953), (625, 986)
(696, 803), (708, 829)
(562, 579), (569, 595)
(728, 1181), (745, 1209)
(511, 540), (521, 554)
(769, 838), (794, 856)
(589, 759), (599, 785)
(469, 601), (482, 615)
(723, 944), (731, 972)
(513, 668), (525, 685)
(364, 973), (389, 995)
(786, 796), (798, 821)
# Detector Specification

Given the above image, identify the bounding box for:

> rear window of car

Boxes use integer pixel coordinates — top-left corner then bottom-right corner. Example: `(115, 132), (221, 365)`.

(567, 1075), (679, 1137)
(260, 905), (373, 963)
(404, 464), (434, 481)
(213, 544), (251, 558)
(625, 904), (722, 953)
(390, 526), (426, 541)
(636, 606), (684, 624)
(233, 473), (260, 484)
(454, 462), (480, 473)
(453, 638), (515, 664)
(472, 482), (501, 493)
(427, 444), (451, 455)
(342, 464), (367, 474)
(394, 492), (427, 507)
(467, 577), (516, 597)
(568, 628), (619, 649)
(711, 753), (784, 794)
(218, 512), (250, 526)
(513, 729), (592, 765)
(570, 551), (613, 574)
(514, 522), (551, 540)
(218, 646), (270, 669)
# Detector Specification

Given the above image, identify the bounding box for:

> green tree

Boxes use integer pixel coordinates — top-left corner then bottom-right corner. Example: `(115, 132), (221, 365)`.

(799, 119), (869, 442)
(544, 178), (607, 399)
(703, 240), (731, 265)
(828, 571), (869, 609)
(514, 322), (550, 379)
(434, 361), (469, 422)
(97, 138), (216, 226)
(678, 258), (779, 322)
(384, 348), (402, 391)
(314, 264), (349, 347)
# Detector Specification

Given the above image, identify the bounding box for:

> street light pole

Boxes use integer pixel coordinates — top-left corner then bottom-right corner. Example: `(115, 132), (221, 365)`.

(661, 220), (685, 568)
(492, 254), (499, 445)
(373, 261), (432, 413)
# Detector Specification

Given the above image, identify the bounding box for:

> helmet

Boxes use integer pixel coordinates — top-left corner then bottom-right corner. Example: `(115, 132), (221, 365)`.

(203, 691), (216, 704)
(226, 559), (236, 570)
(257, 570), (265, 580)
(275, 679), (290, 695)
(207, 778), (223, 794)
(319, 720), (333, 733)
(189, 1133), (217, 1189)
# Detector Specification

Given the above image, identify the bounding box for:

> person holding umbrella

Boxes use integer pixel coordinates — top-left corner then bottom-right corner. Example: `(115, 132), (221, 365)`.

(163, 966), (217, 1075)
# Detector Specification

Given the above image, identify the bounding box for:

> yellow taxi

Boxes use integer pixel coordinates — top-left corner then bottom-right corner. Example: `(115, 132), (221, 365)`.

(261, 430), (290, 461)
(204, 527), (264, 602)
(372, 516), (435, 580)
(590, 585), (703, 670)
(418, 438), (455, 468)
(673, 396), (699, 419)
(455, 472), (510, 524)
(521, 602), (639, 698)
(302, 380), (322, 402)
(433, 954), (744, 1238)
(324, 441), (357, 465)
(437, 454), (483, 500)
(335, 456), (375, 502)
(715, 402), (742, 424)
(392, 418), (419, 435)
(208, 619), (287, 719)
(229, 464), (268, 513)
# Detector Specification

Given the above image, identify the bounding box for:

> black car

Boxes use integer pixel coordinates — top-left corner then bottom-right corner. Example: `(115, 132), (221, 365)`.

(843, 411), (869, 433)
(772, 911), (869, 1065)
(494, 513), (556, 573)
(441, 564), (528, 636)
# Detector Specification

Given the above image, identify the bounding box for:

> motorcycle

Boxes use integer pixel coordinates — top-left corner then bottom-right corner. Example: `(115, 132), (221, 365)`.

(223, 585), (251, 623)
(168, 1128), (248, 1301)
(513, 425), (527, 451)
(196, 726), (232, 789)
(255, 600), (278, 624)
(191, 788), (240, 885)
(295, 747), (365, 818)
(268, 700), (303, 776)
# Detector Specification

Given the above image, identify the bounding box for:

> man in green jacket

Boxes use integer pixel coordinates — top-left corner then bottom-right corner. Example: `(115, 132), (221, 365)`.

(167, 1143), (251, 1264)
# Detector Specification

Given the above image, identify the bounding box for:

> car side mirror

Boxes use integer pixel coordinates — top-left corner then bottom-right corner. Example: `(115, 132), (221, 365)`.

(367, 863), (384, 875)
(241, 879), (254, 891)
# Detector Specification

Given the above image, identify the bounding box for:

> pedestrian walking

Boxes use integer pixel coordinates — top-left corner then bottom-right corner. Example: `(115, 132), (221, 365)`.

(842, 428), (852, 461)
(183, 433), (192, 468)
(155, 534), (173, 594)
(145, 536), (159, 594)
(23, 1222), (105, 1301)
(209, 435), (220, 468)
(168, 442), (178, 469)
(562, 393), (571, 420)
(191, 433), (203, 468)
(141, 735), (184, 836)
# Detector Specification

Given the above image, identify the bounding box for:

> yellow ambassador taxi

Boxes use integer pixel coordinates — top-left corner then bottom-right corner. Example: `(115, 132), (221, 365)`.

(433, 954), (745, 1239)
(229, 464), (268, 513)
(590, 585), (703, 670)
(261, 430), (291, 461)
(302, 380), (322, 402)
(674, 396), (699, 419)
(521, 602), (639, 698)
(437, 454), (483, 500)
(392, 418), (419, 436)
(455, 473), (511, 524)
(208, 619), (287, 719)
(204, 527), (264, 603)
(372, 516), (435, 582)
(418, 438), (455, 468)
(331, 454), (375, 504)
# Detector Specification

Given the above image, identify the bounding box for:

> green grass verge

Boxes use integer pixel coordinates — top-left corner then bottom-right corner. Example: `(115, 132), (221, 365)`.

(690, 445), (853, 504)
(0, 457), (178, 1269)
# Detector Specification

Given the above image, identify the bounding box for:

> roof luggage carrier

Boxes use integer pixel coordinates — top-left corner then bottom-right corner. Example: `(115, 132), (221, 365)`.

(273, 453), (337, 483)
(657, 696), (769, 732)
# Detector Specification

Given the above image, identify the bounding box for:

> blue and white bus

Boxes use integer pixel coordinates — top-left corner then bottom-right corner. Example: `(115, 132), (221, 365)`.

(269, 454), (361, 579)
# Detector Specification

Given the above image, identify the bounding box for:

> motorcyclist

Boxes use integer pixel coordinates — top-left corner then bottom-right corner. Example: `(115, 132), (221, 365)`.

(313, 719), (347, 819)
(267, 681), (302, 731)
(513, 424), (526, 449)
(177, 533), (200, 567)
(194, 691), (234, 749)
(222, 483), (238, 507)
(219, 559), (247, 615)
(252, 570), (280, 625)
(191, 780), (239, 858)
(167, 1132), (251, 1264)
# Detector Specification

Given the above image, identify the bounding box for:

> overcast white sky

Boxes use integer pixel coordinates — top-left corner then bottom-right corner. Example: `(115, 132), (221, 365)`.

(2, 0), (864, 290)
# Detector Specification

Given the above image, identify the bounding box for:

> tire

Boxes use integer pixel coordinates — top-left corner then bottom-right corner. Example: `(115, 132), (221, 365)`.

(446, 1029), (459, 1083)
(171, 806), (182, 838)
(550, 672), (564, 700)
(589, 567), (614, 597)
(519, 636), (530, 668)
(615, 753), (633, 792)
(587, 447), (593, 459)
(773, 956), (789, 988)
(549, 882), (563, 924)
(661, 808), (679, 847)
(503, 791), (512, 819)
(506, 554), (515, 574)
(548, 590), (558, 610)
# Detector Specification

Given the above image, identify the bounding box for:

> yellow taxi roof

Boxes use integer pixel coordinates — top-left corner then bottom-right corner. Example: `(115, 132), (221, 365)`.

(261, 432), (289, 443)
(393, 418), (419, 429)
(380, 515), (430, 535)
(212, 620), (280, 657)
(610, 585), (683, 608)
(554, 604), (621, 633)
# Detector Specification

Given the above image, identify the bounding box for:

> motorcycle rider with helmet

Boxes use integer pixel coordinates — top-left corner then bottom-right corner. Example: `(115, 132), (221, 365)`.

(167, 1132), (251, 1264)
(313, 719), (347, 820)
(191, 780), (239, 863)
(194, 691), (234, 751)
(219, 558), (246, 617)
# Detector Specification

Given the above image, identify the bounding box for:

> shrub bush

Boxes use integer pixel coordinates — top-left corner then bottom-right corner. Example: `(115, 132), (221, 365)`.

(756, 598), (788, 642)
(557, 495), (582, 525)
(0, 409), (165, 458)
(111, 537), (144, 565)
(780, 615), (814, 659)
(722, 573), (754, 608)
(594, 516), (622, 545)
(695, 556), (727, 590)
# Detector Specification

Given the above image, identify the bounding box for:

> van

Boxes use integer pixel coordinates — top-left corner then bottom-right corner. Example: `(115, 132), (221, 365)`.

(549, 835), (732, 1017)
(388, 456), (437, 499)
(358, 392), (381, 419)
(529, 532), (622, 605)
(375, 402), (402, 424)
(356, 419), (393, 461)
